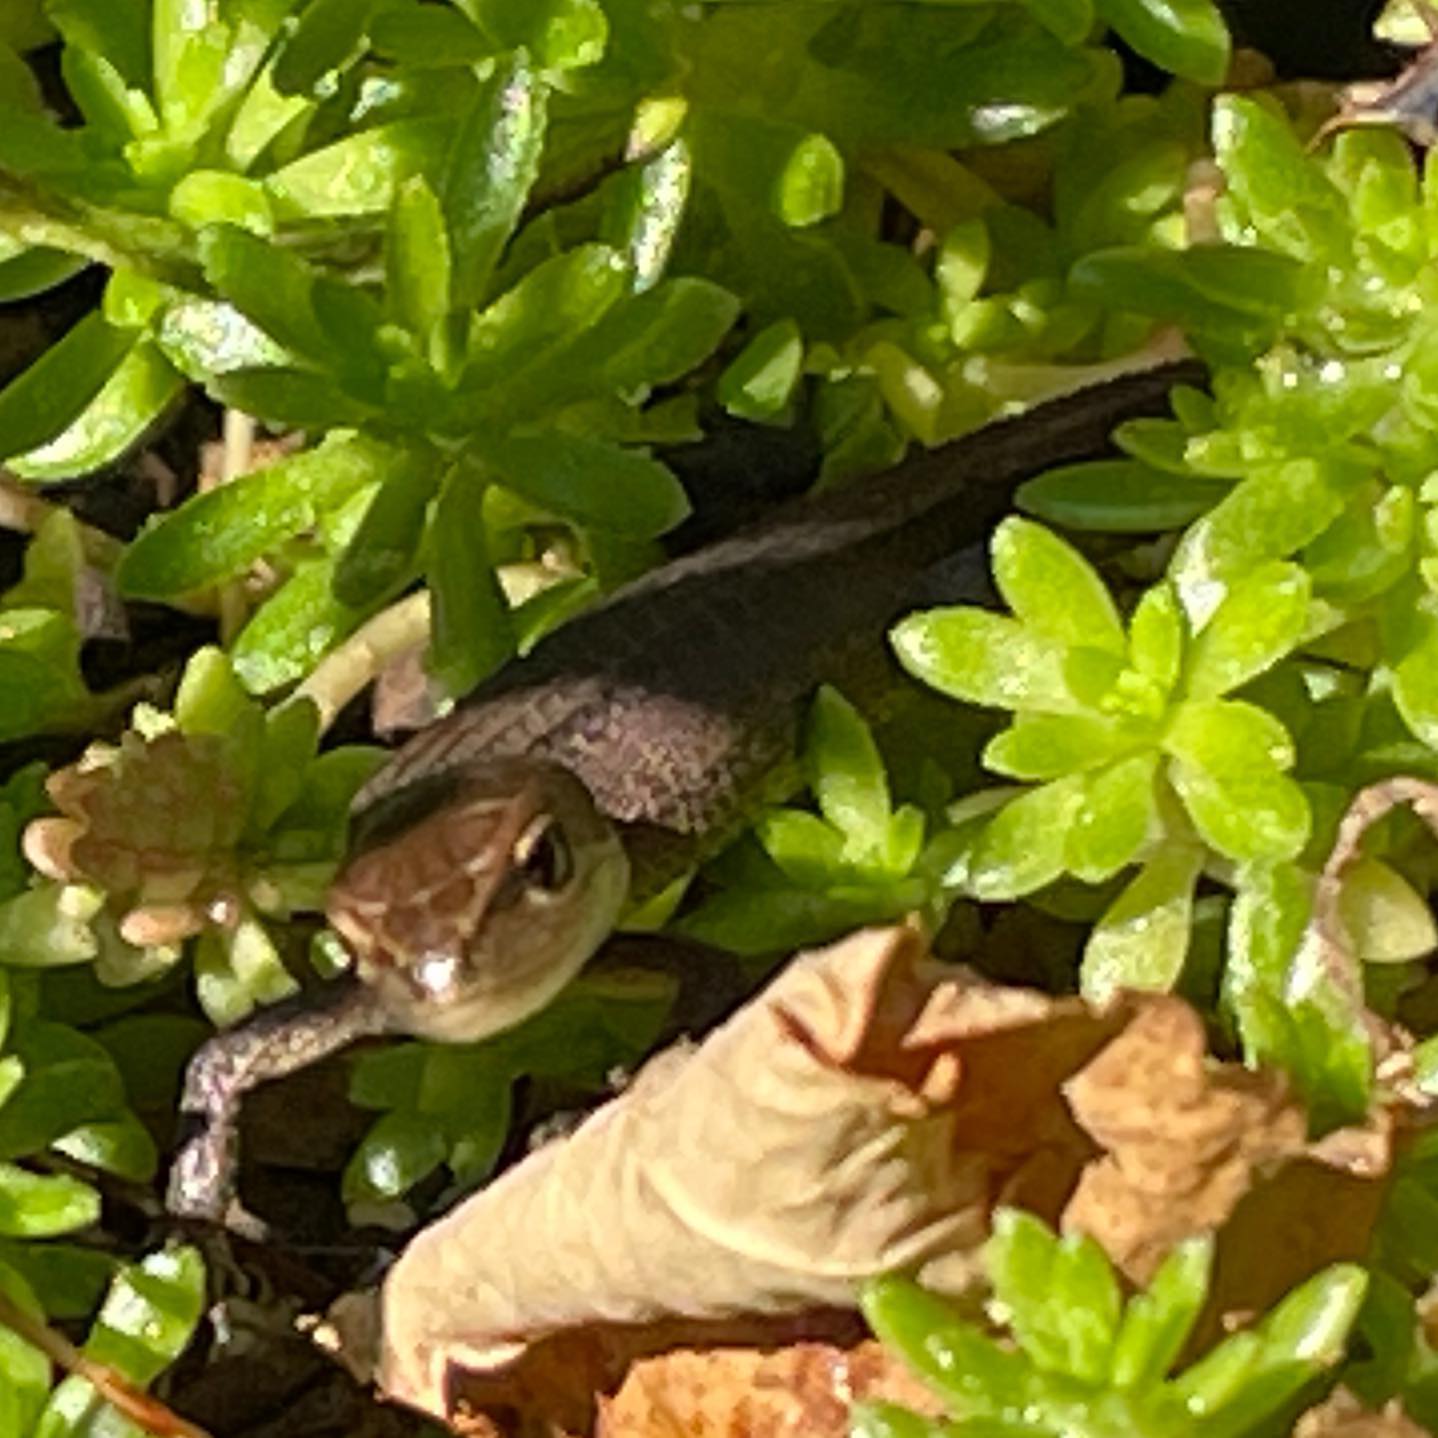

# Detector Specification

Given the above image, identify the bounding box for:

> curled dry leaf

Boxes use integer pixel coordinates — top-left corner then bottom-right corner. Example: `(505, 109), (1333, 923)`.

(348, 925), (1401, 1433)
(1310, 775), (1438, 1008)
(370, 924), (1124, 1423)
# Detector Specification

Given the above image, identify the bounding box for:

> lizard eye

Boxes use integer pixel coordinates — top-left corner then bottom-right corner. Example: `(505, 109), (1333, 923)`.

(512, 816), (573, 892)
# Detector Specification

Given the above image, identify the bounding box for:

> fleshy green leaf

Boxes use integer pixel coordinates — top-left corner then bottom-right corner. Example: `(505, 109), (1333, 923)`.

(718, 317), (804, 422)
(1017, 458), (1230, 532)
(427, 462), (514, 698)
(1080, 840), (1204, 1002)
(443, 50), (547, 309)
(893, 608), (1082, 715)
(119, 433), (398, 598)
(0, 313), (134, 463)
(0, 1164), (98, 1237)
(483, 432), (690, 537)
(1182, 560), (1310, 699)
(1065, 751), (1160, 881)
(991, 516), (1125, 654)
(1094, 0), (1230, 83)
(388, 174), (452, 346)
(965, 776), (1086, 899)
(265, 117), (451, 219)
(1163, 699), (1309, 862)
(7, 340), (182, 482)
(804, 686), (891, 854)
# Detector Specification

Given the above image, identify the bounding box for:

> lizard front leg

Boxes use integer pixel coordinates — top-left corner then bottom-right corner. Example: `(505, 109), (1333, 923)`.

(167, 973), (392, 1238)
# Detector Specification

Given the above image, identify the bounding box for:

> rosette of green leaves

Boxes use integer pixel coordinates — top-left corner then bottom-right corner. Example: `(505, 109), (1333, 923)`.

(858, 1209), (1366, 1438)
(661, 1), (1222, 475)
(108, 39), (739, 695)
(1025, 101), (1438, 754)
(1, 1242), (204, 1438)
(678, 686), (937, 956)
(11, 647), (383, 1025)
(0, 0), (624, 478)
(0, 510), (122, 748)
(893, 517), (1314, 981)
(0, 959), (207, 1429)
(342, 969), (672, 1208)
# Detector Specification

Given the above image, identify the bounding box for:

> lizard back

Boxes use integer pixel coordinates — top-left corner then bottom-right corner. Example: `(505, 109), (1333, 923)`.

(357, 361), (1203, 892)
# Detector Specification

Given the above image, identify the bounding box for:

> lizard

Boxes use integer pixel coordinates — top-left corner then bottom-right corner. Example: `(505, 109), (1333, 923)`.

(164, 356), (1203, 1235)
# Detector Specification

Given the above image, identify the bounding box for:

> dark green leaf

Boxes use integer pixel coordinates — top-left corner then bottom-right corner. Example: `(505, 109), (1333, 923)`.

(483, 432), (689, 537)
(443, 50), (547, 309)
(333, 450), (435, 606)
(1017, 459), (1229, 532)
(206, 366), (377, 429)
(120, 433), (397, 598)
(427, 462), (514, 697)
(47, 0), (150, 89)
(0, 248), (87, 303)
(272, 0), (373, 96)
(0, 313), (133, 463)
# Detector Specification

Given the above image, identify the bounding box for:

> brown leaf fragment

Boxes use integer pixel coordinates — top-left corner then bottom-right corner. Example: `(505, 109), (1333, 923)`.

(597, 1338), (943, 1438)
(1062, 997), (1394, 1352)
(357, 928), (1401, 1437)
(371, 925), (1122, 1425)
(1292, 1388), (1431, 1438)
(1062, 997), (1307, 1282)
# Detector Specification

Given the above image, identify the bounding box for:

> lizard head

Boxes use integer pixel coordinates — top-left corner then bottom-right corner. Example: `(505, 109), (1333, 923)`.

(326, 759), (630, 1042)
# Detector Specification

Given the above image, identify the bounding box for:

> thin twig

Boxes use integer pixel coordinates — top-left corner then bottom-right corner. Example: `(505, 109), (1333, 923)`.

(293, 589), (432, 733)
(0, 1286), (213, 1438)
(1310, 776), (1438, 1005)
(210, 409), (256, 645)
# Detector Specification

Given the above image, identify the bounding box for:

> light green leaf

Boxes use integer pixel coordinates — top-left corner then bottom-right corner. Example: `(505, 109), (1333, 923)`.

(966, 775), (1086, 900)
(804, 686), (891, 854)
(718, 317), (803, 422)
(1065, 751), (1160, 881)
(8, 341), (182, 482)
(992, 517), (1124, 654)
(1081, 841), (1204, 1003)
(443, 50), (547, 309)
(1164, 699), (1309, 862)
(1182, 560), (1310, 699)
(893, 608), (1082, 715)
(119, 433), (397, 598)
(0, 1163), (98, 1237)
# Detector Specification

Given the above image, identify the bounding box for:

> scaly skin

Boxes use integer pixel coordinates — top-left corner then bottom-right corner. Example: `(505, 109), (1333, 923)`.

(167, 358), (1204, 1230)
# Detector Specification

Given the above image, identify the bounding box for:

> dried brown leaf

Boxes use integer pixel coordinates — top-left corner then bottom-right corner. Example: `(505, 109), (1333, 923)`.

(1062, 998), (1394, 1350)
(596, 1338), (942, 1438)
(1292, 1389), (1431, 1438)
(371, 925), (1122, 1424)
(356, 928), (1401, 1435)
